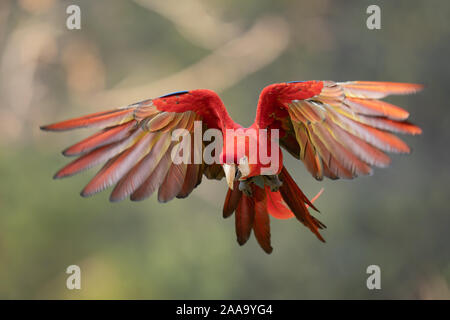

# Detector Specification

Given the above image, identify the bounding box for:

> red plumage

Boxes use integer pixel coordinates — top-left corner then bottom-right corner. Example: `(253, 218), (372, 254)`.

(41, 81), (422, 253)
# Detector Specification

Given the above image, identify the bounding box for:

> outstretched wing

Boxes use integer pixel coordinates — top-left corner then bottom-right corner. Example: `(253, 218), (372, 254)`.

(41, 89), (238, 202)
(254, 81), (422, 180)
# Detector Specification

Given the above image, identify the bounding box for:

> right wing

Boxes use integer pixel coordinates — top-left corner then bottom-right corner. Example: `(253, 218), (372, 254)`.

(254, 81), (423, 180)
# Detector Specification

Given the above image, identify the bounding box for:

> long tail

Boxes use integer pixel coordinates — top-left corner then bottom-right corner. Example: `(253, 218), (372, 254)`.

(222, 167), (325, 254)
(277, 167), (326, 242)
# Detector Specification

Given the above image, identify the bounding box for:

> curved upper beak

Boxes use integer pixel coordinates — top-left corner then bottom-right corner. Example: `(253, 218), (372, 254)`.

(223, 163), (236, 190)
(238, 156), (250, 179)
(223, 156), (251, 190)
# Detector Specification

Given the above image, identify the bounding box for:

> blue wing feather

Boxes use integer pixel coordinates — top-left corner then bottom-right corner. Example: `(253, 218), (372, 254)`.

(159, 90), (189, 98)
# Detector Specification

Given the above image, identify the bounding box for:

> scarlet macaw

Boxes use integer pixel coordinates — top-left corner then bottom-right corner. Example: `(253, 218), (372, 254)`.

(41, 80), (422, 253)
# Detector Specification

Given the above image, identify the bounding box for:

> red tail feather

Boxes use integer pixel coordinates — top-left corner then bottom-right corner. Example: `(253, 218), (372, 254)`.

(252, 186), (273, 253)
(235, 194), (255, 246)
(279, 167), (325, 242)
(223, 181), (242, 218)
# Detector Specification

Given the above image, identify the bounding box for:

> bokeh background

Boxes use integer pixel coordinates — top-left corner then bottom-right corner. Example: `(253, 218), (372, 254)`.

(0, 0), (449, 299)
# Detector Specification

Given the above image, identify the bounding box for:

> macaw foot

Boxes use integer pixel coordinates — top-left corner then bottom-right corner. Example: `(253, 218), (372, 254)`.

(239, 180), (253, 197)
(238, 175), (283, 196)
(264, 175), (283, 192)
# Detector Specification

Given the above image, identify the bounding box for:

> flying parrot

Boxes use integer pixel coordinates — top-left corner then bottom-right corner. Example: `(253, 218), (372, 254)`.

(41, 80), (422, 254)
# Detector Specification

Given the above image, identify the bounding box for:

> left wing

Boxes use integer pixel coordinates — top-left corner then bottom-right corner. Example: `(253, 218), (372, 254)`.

(254, 81), (423, 180)
(41, 90), (236, 202)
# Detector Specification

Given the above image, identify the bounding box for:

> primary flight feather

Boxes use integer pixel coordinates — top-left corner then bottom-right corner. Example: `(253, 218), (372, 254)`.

(41, 80), (422, 254)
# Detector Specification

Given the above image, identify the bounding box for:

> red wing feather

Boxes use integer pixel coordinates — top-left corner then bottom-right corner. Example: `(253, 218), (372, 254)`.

(63, 120), (137, 156)
(41, 108), (135, 131)
(255, 80), (422, 180)
(130, 151), (173, 201)
(81, 131), (155, 197)
(43, 89), (236, 203)
(109, 133), (172, 202)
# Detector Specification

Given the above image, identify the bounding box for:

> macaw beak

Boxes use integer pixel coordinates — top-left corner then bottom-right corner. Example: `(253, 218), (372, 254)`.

(223, 163), (236, 190)
(238, 156), (250, 179)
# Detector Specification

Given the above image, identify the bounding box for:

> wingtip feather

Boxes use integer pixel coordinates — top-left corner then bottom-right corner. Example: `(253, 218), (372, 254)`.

(80, 189), (91, 198)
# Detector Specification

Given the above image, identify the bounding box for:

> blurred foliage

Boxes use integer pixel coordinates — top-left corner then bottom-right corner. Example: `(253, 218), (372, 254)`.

(0, 0), (449, 299)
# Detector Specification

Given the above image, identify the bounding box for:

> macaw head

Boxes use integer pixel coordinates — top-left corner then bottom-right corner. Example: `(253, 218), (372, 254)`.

(222, 155), (257, 189)
(220, 128), (283, 190)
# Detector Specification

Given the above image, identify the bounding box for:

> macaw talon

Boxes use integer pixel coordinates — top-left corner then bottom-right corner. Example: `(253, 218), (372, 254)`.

(264, 175), (282, 192)
(239, 180), (253, 196)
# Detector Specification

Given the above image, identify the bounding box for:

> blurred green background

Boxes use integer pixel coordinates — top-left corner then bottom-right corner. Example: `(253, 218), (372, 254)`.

(0, 0), (448, 299)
